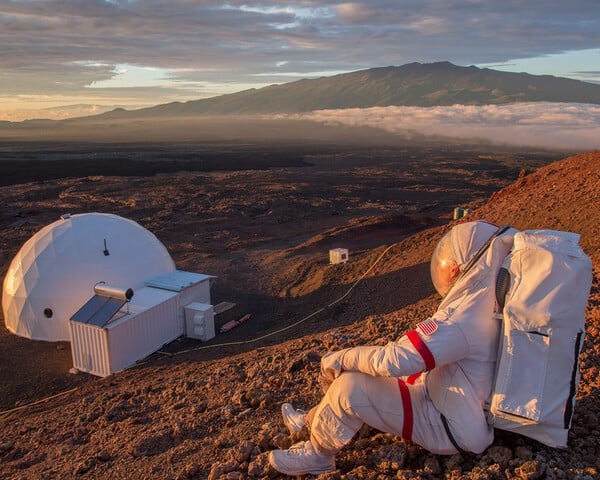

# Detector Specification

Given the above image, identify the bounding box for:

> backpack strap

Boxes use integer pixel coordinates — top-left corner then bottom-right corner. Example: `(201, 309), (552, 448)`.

(452, 224), (511, 287)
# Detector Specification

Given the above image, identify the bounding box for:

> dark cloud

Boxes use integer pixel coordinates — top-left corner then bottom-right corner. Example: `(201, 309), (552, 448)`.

(1, 0), (599, 106)
(0, 62), (117, 94)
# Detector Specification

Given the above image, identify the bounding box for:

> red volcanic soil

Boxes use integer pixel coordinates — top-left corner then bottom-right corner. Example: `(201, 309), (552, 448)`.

(0, 151), (599, 479)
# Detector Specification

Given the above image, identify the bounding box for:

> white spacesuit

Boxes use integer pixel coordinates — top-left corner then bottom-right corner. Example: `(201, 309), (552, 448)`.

(270, 221), (517, 476)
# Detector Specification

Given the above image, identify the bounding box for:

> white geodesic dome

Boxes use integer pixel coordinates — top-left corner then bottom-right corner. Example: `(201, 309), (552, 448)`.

(2, 213), (176, 342)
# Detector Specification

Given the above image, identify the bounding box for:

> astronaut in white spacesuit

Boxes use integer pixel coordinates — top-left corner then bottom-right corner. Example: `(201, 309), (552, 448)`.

(269, 221), (516, 476)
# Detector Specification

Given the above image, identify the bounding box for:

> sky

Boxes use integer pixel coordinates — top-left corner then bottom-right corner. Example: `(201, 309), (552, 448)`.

(1, 0), (599, 121)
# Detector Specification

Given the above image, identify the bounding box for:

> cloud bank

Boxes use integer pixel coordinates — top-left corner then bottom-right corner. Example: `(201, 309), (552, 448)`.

(280, 103), (600, 150)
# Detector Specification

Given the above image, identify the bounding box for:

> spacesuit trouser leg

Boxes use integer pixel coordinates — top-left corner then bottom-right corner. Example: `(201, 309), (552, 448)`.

(308, 371), (458, 456)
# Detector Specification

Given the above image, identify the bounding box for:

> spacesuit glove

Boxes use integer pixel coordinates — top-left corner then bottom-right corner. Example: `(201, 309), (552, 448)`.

(320, 349), (350, 384)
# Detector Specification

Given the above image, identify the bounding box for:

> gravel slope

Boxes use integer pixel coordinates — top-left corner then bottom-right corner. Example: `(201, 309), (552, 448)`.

(0, 152), (599, 480)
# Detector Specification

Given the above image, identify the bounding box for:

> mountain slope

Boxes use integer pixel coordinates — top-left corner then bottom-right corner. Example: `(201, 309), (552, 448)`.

(0, 152), (599, 479)
(94, 62), (600, 119)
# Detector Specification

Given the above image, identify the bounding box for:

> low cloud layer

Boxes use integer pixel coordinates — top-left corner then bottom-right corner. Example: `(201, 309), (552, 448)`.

(280, 103), (600, 150)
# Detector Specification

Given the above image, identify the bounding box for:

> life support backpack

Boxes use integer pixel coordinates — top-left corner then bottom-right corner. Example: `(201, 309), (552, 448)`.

(487, 229), (593, 448)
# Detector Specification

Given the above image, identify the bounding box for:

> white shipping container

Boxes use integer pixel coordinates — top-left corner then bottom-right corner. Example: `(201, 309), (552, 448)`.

(70, 287), (180, 377)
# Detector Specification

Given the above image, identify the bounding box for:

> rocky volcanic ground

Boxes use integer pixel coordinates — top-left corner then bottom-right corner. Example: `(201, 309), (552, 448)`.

(0, 149), (598, 479)
(1, 146), (552, 409)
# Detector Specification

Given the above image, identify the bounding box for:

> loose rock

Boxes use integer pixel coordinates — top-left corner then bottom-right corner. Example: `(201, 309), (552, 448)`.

(247, 453), (273, 477)
(96, 450), (111, 462)
(487, 445), (513, 466)
(514, 460), (545, 480)
(208, 460), (238, 480)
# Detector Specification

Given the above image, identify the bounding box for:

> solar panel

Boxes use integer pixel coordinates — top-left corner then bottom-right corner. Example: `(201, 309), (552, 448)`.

(71, 295), (107, 323)
(71, 295), (126, 327)
(86, 298), (126, 327)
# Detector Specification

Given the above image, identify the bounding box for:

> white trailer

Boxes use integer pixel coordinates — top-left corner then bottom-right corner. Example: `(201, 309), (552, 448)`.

(70, 271), (215, 377)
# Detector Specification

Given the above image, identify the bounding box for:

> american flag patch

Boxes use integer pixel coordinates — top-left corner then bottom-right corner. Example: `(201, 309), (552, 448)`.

(417, 318), (438, 336)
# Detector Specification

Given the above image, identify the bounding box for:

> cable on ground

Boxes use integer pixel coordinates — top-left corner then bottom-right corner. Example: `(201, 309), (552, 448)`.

(0, 388), (79, 421)
(158, 240), (401, 357)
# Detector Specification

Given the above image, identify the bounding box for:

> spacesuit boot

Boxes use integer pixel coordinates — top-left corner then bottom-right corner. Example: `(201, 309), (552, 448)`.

(269, 440), (336, 475)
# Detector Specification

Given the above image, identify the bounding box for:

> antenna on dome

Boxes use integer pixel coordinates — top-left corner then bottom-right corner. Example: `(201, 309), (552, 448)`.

(103, 239), (110, 256)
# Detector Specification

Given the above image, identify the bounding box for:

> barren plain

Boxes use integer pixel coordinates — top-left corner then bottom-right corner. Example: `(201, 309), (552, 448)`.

(0, 143), (597, 480)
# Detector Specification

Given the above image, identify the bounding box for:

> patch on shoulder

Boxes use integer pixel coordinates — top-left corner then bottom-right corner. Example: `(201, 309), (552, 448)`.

(417, 318), (438, 336)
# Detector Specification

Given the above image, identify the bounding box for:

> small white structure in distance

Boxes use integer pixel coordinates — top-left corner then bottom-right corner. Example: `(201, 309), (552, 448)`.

(2, 212), (216, 377)
(330, 248), (349, 264)
(453, 207), (474, 221)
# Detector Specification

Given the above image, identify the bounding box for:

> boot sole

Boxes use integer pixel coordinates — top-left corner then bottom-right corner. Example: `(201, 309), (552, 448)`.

(268, 452), (335, 475)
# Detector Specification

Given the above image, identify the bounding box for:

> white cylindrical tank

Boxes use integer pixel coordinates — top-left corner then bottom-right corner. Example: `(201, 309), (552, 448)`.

(2, 213), (176, 342)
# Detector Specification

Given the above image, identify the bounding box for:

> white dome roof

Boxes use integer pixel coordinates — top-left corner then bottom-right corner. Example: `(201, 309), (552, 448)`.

(2, 213), (176, 342)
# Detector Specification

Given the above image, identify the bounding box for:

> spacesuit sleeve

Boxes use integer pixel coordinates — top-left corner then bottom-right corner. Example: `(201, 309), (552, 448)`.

(329, 319), (470, 378)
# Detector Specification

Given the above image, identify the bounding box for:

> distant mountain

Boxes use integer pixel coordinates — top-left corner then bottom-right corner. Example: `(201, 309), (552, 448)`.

(87, 62), (600, 120)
